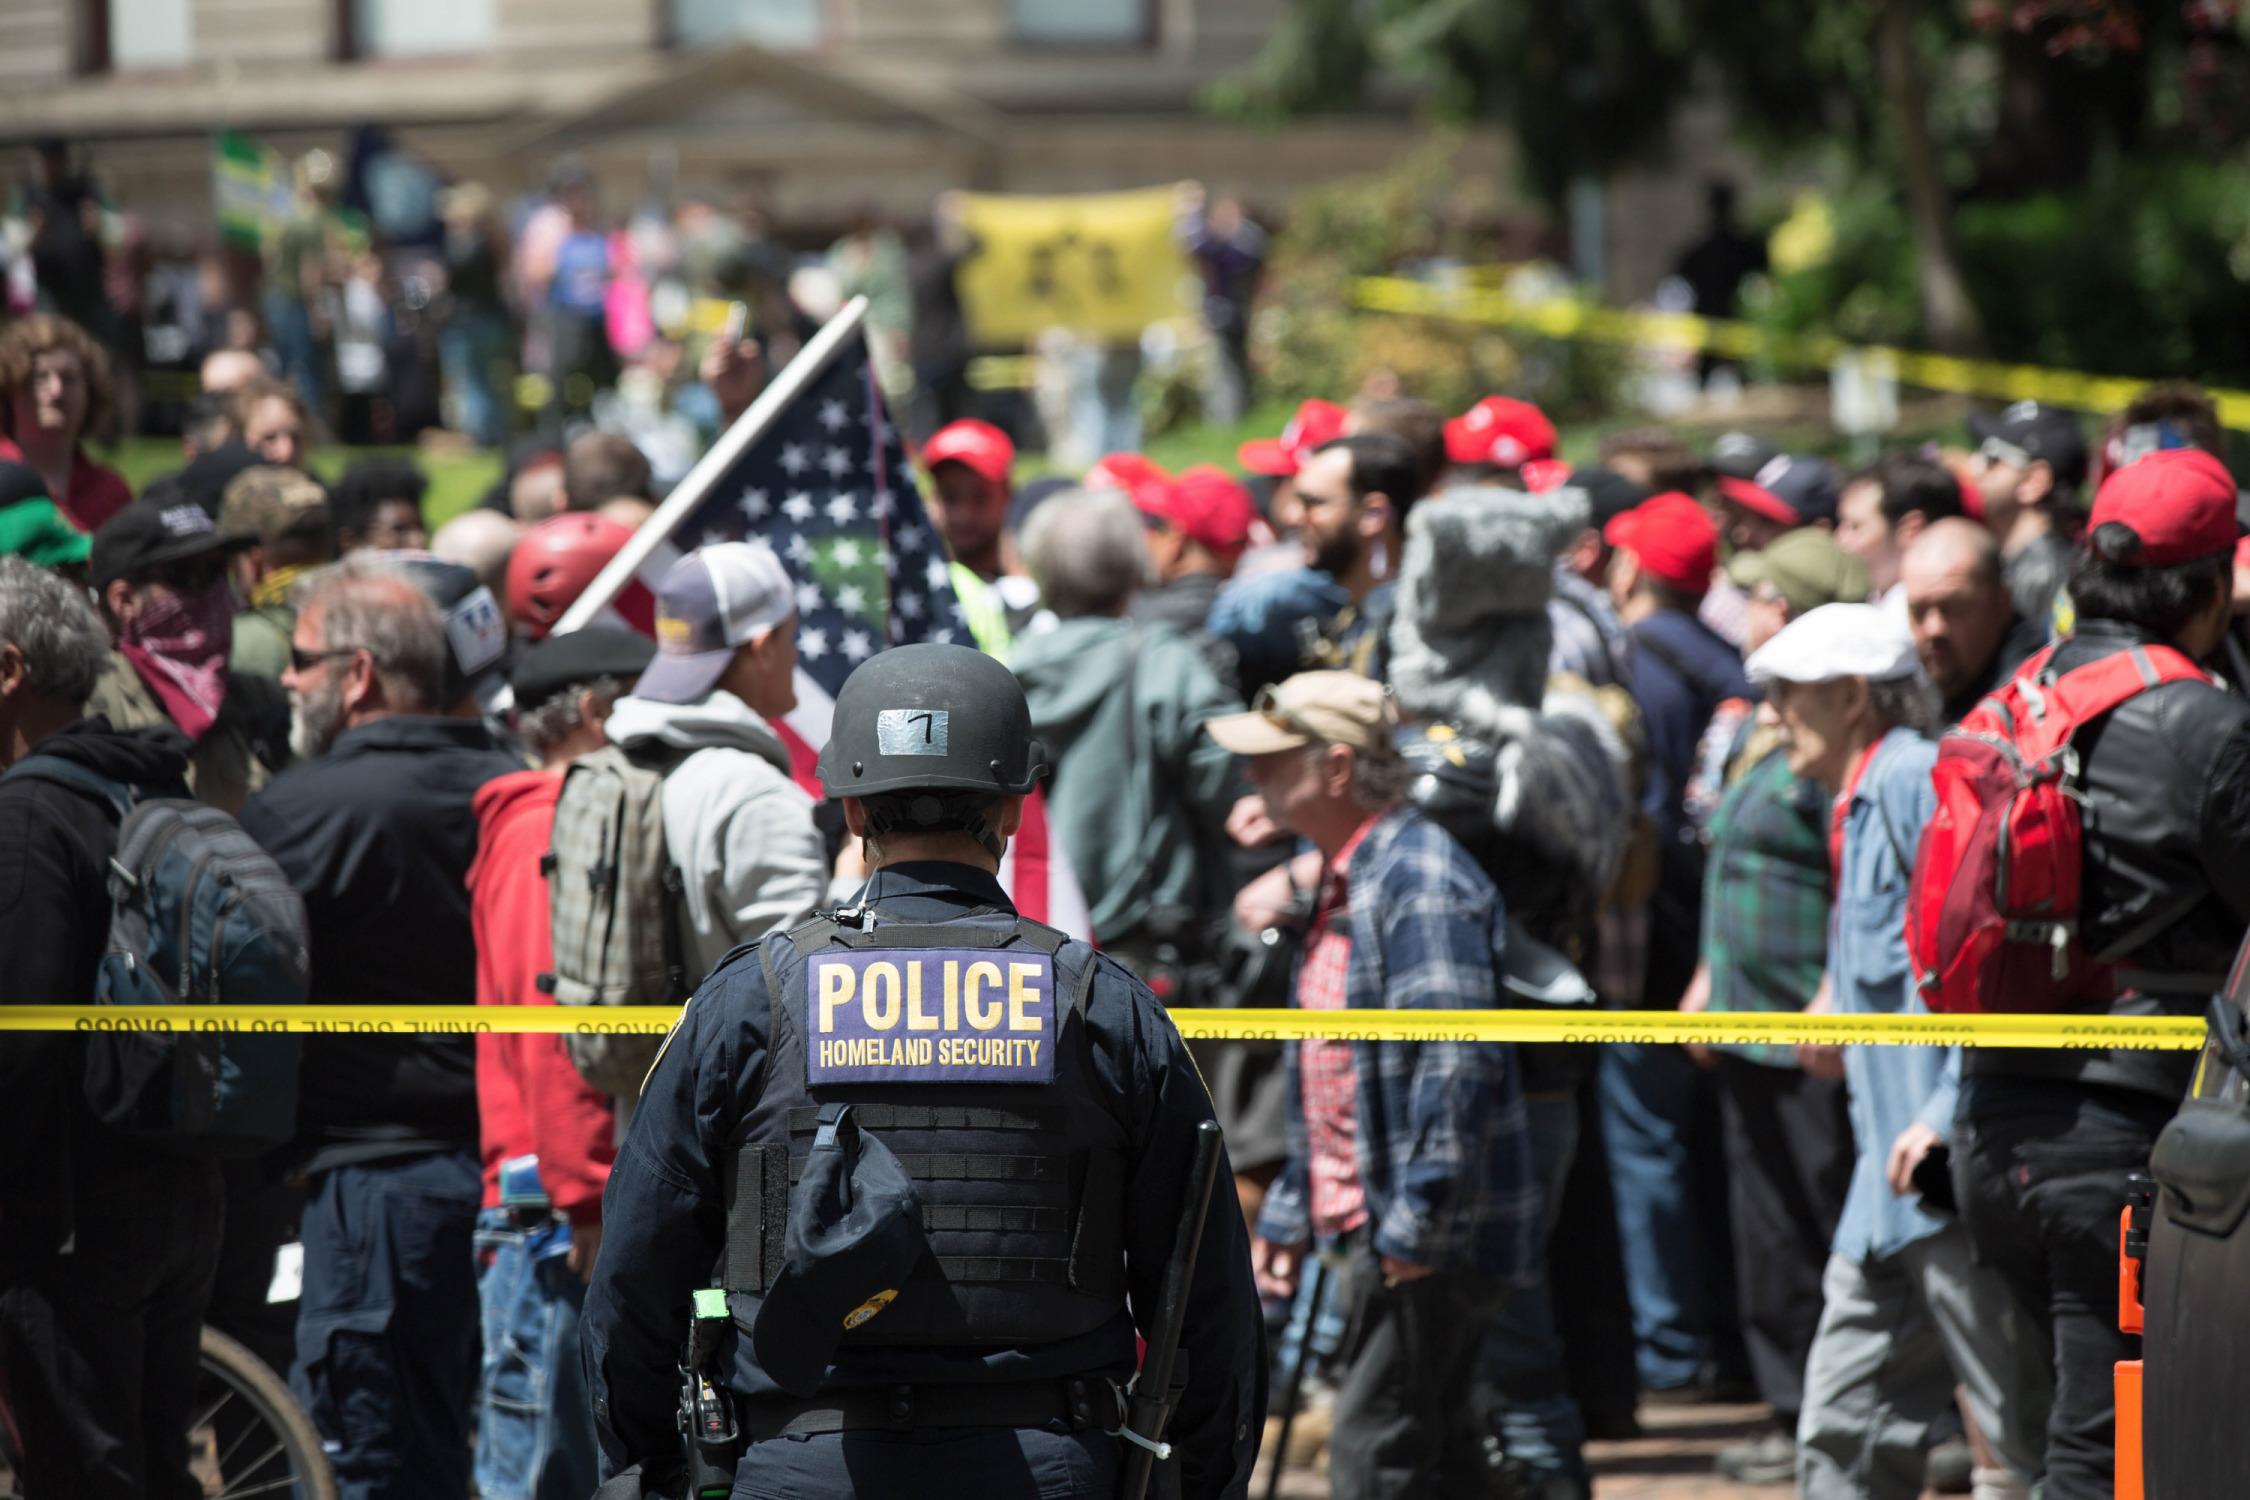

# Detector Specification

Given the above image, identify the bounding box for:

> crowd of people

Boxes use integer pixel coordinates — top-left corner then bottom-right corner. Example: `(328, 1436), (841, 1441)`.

(1, 264), (2247, 1500)
(9, 140), (1270, 470)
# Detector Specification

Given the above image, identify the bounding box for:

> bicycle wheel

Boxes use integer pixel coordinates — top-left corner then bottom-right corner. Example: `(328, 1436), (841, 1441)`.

(191, 1325), (338, 1500)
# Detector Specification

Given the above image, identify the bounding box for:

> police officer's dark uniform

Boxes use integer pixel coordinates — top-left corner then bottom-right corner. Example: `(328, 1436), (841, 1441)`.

(582, 643), (1266, 1499)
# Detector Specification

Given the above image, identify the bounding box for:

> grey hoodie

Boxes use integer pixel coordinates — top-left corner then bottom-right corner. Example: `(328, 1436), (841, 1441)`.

(603, 689), (825, 980)
(1010, 616), (1247, 946)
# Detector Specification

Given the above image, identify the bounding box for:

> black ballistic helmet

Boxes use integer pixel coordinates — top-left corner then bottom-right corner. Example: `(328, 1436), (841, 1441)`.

(819, 643), (1046, 799)
(820, 645), (1046, 859)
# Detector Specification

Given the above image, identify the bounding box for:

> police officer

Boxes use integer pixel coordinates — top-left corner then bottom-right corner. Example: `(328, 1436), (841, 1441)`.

(582, 643), (1266, 1499)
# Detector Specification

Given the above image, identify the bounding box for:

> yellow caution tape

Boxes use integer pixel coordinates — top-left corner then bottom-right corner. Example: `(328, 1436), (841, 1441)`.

(0, 1005), (682, 1036)
(0, 1004), (2205, 1050)
(1353, 275), (2250, 431)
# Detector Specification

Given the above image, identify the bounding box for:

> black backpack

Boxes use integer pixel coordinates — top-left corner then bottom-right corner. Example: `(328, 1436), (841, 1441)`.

(4, 756), (309, 1156)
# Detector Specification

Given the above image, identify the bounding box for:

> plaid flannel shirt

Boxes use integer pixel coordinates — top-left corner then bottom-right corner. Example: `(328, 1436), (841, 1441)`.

(1256, 805), (1542, 1280)
(1699, 747), (1834, 1066)
(1298, 822), (1369, 1238)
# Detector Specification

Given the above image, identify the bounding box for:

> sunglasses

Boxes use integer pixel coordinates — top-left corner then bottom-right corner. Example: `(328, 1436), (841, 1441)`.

(288, 645), (362, 674)
(147, 556), (228, 595)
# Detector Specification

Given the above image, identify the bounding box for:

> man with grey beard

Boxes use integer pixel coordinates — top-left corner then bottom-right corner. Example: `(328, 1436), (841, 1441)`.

(236, 559), (519, 1500)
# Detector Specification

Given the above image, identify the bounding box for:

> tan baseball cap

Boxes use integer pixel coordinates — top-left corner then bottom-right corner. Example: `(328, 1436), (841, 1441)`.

(1206, 671), (1399, 757)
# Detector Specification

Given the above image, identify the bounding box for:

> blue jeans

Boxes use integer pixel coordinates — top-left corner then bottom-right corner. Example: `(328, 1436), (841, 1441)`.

(1598, 1043), (1738, 1390)
(438, 311), (510, 449)
(1478, 1091), (1590, 1485)
(264, 290), (326, 415)
(292, 1150), (481, 1500)
(731, 1426), (1119, 1499)
(1272, 1236), (1350, 1391)
(473, 1208), (597, 1500)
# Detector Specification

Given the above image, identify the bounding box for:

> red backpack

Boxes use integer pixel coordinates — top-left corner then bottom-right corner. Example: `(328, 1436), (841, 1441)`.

(1907, 642), (2211, 1013)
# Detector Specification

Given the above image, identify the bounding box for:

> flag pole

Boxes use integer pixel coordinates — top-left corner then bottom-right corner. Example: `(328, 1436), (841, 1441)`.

(551, 294), (873, 635)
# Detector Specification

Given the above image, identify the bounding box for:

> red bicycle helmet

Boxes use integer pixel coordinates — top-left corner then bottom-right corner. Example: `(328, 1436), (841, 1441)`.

(506, 512), (636, 641)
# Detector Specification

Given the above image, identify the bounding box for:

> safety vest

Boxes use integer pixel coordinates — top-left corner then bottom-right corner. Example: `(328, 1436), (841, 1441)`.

(720, 908), (1131, 1352)
(949, 562), (1016, 662)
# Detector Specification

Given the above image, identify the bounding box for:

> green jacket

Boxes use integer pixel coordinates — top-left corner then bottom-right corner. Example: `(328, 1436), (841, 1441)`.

(1010, 616), (1247, 946)
(87, 652), (287, 816)
(231, 603), (294, 680)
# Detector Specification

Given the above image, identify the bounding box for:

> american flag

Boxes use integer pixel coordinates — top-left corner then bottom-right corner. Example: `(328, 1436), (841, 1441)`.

(655, 344), (970, 682)
(644, 337), (1090, 937)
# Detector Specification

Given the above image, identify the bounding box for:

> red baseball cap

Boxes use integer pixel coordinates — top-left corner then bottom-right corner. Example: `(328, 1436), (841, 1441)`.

(1237, 399), (1349, 478)
(1444, 396), (1558, 469)
(1135, 465), (1257, 556)
(923, 420), (1015, 485)
(1521, 458), (1572, 494)
(2087, 448), (2239, 566)
(1604, 491), (1719, 597)
(1086, 452), (1169, 493)
(1716, 473), (1797, 526)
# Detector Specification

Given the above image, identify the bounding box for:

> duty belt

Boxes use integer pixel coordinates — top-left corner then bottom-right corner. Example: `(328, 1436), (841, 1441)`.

(734, 1375), (1106, 1442)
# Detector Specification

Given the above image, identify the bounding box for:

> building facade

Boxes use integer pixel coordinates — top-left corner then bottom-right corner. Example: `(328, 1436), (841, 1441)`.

(1, 0), (1493, 236)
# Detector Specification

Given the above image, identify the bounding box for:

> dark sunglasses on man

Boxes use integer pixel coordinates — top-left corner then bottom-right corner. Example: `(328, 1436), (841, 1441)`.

(288, 644), (363, 675)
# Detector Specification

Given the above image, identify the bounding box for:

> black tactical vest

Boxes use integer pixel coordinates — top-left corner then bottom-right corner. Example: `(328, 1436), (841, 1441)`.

(720, 908), (1131, 1352)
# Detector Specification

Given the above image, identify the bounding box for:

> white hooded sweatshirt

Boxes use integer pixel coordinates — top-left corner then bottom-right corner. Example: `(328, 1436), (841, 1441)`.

(602, 688), (825, 980)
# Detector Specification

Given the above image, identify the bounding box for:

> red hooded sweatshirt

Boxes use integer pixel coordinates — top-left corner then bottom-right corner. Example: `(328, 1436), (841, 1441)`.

(470, 768), (615, 1226)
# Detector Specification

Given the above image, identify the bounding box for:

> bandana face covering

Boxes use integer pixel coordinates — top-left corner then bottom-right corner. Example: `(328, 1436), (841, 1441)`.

(119, 583), (234, 740)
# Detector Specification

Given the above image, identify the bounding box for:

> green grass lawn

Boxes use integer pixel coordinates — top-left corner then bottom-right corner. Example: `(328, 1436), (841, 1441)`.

(94, 403), (1298, 536)
(96, 393), (1931, 536)
(100, 437), (504, 529)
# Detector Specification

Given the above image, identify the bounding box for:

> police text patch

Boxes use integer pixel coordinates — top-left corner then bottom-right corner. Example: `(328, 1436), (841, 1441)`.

(806, 949), (1055, 1086)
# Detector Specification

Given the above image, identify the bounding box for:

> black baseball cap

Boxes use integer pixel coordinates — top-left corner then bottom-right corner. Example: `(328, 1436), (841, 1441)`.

(90, 493), (251, 588)
(750, 1105), (928, 1396)
(1970, 401), (2089, 493)
(176, 443), (264, 518)
(509, 626), (655, 715)
(1758, 454), (1843, 528)
(1561, 467), (1651, 529)
(1710, 431), (1782, 482)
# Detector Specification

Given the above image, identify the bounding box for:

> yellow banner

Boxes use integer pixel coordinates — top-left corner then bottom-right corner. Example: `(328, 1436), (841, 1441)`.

(955, 187), (1191, 345)
(1353, 275), (2250, 431)
(0, 1004), (2205, 1050)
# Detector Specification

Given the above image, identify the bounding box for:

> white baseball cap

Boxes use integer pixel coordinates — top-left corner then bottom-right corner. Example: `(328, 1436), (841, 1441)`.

(1745, 602), (1921, 687)
(633, 542), (795, 705)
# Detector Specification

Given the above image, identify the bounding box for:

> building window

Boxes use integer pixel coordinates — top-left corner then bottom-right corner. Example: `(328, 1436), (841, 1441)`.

(106, 0), (193, 71)
(1010, 0), (1148, 45)
(673, 0), (823, 49)
(352, 0), (494, 58)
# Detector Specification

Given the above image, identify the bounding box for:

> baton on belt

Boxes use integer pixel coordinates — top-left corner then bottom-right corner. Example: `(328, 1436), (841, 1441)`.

(1118, 1118), (1225, 1500)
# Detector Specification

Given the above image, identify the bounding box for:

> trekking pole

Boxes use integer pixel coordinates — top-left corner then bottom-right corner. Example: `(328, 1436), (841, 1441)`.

(1119, 1119), (1225, 1500)
(1260, 1253), (1328, 1500)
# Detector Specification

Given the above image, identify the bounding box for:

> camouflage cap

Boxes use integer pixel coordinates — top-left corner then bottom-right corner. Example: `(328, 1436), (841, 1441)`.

(219, 465), (332, 547)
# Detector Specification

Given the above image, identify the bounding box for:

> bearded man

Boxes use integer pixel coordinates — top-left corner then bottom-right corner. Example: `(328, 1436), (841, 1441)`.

(236, 559), (519, 1500)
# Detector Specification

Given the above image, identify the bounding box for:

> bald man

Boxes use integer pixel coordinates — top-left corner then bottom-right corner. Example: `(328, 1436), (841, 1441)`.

(200, 348), (268, 397)
(430, 509), (520, 597)
(1900, 517), (2047, 722)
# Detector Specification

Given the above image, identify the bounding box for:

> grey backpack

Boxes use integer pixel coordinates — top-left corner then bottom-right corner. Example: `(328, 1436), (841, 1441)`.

(540, 744), (688, 1095)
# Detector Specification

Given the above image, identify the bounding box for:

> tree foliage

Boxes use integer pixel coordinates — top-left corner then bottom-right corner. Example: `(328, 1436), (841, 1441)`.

(1220, 1), (2250, 208)
(1222, 0), (2250, 368)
